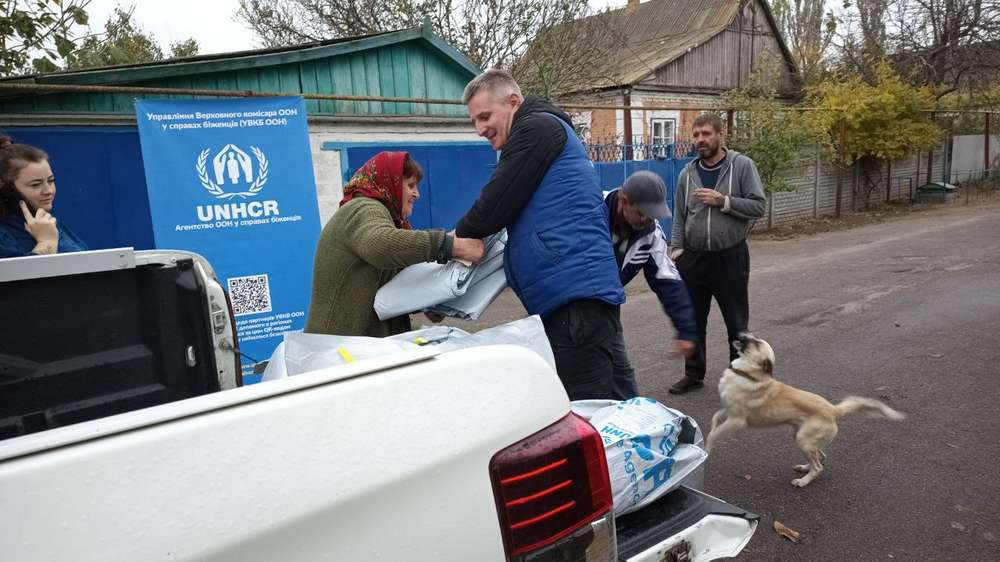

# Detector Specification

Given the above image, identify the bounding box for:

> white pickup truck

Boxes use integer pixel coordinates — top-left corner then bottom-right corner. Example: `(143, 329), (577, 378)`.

(0, 249), (757, 561)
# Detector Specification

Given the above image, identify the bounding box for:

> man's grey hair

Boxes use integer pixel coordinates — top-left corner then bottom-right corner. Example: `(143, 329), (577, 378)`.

(463, 69), (523, 105)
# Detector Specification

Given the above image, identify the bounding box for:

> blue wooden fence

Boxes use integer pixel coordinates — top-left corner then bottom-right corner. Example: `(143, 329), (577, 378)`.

(590, 145), (696, 236)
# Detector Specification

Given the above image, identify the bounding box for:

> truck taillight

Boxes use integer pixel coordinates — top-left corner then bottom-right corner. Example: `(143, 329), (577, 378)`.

(490, 412), (615, 561)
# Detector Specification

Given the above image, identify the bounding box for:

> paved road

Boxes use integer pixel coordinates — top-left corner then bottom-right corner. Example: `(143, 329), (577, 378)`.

(445, 202), (1000, 561)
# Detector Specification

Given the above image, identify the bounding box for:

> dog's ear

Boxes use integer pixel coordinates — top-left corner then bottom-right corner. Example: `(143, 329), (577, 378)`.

(761, 357), (774, 375)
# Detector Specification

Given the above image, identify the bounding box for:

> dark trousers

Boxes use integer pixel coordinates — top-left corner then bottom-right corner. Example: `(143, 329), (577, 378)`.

(610, 327), (639, 400)
(675, 241), (750, 381)
(542, 299), (621, 401)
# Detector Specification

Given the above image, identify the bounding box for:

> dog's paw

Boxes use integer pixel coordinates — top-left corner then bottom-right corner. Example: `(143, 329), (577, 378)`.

(791, 478), (811, 487)
(793, 464), (810, 473)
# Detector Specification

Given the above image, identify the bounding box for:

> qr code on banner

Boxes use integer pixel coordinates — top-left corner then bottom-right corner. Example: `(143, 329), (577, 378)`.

(228, 274), (273, 316)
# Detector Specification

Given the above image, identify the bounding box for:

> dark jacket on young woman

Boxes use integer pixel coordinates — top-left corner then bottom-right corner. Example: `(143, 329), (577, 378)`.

(0, 212), (87, 258)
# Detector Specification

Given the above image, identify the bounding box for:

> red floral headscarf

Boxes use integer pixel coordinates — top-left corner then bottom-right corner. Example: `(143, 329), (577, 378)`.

(339, 151), (412, 230)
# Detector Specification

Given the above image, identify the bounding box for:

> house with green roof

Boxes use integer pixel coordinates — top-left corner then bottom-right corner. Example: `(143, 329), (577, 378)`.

(0, 25), (493, 241)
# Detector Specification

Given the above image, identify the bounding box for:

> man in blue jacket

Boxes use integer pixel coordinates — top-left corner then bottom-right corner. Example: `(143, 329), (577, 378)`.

(455, 69), (625, 400)
(605, 171), (697, 399)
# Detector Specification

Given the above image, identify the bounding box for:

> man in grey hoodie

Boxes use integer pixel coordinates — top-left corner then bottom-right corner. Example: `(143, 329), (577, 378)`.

(668, 113), (766, 394)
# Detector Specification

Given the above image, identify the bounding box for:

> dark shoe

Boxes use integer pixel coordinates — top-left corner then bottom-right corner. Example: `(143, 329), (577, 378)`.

(668, 376), (704, 395)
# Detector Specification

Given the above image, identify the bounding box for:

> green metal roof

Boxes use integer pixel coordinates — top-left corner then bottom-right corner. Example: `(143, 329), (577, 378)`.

(0, 25), (479, 118)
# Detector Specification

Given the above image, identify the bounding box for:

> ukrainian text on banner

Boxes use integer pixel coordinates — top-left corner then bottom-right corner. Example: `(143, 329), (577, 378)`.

(136, 97), (321, 384)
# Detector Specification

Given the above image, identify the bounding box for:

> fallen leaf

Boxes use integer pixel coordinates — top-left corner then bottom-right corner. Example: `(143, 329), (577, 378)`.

(773, 520), (800, 543)
(743, 474), (753, 481)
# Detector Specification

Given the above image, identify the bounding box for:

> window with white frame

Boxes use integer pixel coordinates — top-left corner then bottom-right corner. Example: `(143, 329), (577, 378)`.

(651, 118), (676, 156)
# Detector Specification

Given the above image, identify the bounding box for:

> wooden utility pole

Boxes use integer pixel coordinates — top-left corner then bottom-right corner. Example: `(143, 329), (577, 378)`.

(623, 90), (633, 162)
(986, 113), (992, 177)
(835, 119), (847, 218)
(927, 111), (935, 183)
(886, 160), (893, 203)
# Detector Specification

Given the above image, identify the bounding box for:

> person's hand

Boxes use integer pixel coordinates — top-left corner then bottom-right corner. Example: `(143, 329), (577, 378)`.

(693, 188), (724, 206)
(671, 339), (696, 358)
(424, 311), (445, 324)
(452, 237), (485, 264)
(670, 247), (684, 260)
(20, 201), (59, 254)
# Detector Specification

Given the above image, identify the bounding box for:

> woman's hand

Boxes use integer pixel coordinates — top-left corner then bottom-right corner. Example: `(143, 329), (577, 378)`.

(21, 201), (59, 255)
(452, 237), (485, 264)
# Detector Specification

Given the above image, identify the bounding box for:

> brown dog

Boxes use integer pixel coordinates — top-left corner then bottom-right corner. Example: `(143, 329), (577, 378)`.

(705, 333), (905, 487)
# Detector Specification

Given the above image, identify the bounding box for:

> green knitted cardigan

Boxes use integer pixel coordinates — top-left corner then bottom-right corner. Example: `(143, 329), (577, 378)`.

(305, 197), (451, 337)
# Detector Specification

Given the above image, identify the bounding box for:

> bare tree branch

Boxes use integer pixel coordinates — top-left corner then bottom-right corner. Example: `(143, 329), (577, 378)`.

(833, 0), (1000, 93)
(771, 0), (837, 85)
(235, 0), (586, 70)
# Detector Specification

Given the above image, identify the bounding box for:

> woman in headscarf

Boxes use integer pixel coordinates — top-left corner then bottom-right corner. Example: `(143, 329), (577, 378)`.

(305, 151), (484, 337)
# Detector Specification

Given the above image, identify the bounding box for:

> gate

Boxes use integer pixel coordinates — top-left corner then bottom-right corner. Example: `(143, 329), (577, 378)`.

(586, 142), (697, 236)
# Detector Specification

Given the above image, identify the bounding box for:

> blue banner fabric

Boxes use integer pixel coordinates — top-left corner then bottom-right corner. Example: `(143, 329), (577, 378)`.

(136, 97), (321, 384)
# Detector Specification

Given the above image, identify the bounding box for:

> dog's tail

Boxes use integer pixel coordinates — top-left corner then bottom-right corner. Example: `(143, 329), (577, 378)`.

(834, 396), (906, 420)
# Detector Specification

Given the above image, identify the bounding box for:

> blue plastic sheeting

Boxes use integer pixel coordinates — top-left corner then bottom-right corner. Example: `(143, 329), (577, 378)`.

(593, 157), (694, 236)
(343, 143), (497, 230)
(3, 127), (155, 251)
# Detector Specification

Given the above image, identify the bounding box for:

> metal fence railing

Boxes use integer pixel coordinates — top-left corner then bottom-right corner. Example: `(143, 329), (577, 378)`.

(860, 167), (999, 207)
(584, 141), (697, 162)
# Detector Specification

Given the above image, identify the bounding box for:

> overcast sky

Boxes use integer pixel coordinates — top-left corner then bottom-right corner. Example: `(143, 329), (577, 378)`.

(83, 0), (626, 56)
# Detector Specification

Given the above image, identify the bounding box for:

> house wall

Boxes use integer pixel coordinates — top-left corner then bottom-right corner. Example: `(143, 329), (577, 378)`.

(630, 91), (718, 142)
(639, 0), (796, 93)
(562, 90), (716, 144)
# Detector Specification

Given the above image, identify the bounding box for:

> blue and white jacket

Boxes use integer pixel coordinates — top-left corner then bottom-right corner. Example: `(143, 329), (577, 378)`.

(604, 189), (697, 341)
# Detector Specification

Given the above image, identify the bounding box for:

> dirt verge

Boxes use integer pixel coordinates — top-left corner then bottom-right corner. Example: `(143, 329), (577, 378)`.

(751, 197), (1000, 241)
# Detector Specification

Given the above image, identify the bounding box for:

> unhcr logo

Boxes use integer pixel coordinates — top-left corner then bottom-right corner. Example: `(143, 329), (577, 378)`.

(195, 143), (280, 223)
(197, 143), (268, 198)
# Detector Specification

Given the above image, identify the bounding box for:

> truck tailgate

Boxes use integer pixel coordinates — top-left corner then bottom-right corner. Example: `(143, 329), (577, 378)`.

(617, 486), (758, 562)
(0, 346), (568, 562)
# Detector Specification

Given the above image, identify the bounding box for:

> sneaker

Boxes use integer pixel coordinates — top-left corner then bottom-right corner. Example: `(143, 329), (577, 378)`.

(668, 376), (704, 395)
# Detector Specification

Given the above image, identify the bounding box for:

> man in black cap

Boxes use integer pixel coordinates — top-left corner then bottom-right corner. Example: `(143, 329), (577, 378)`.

(604, 171), (697, 399)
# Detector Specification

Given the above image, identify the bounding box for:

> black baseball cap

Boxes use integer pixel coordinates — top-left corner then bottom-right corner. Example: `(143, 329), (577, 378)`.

(622, 171), (671, 219)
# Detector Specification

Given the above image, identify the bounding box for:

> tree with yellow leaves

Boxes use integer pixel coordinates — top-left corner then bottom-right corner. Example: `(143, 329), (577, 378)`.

(804, 61), (942, 208)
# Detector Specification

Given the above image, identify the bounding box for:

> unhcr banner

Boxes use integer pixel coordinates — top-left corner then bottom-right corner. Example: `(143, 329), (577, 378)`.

(136, 96), (321, 384)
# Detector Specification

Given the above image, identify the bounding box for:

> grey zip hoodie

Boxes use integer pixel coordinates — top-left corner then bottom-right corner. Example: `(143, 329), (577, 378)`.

(671, 149), (766, 252)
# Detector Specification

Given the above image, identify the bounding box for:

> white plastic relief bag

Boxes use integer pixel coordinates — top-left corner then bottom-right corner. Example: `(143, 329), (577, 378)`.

(261, 316), (555, 381)
(427, 266), (507, 320)
(571, 398), (707, 517)
(374, 230), (508, 321)
(261, 331), (421, 381)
